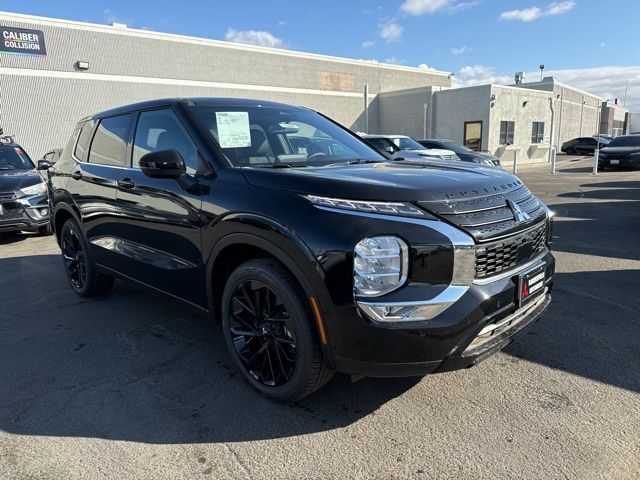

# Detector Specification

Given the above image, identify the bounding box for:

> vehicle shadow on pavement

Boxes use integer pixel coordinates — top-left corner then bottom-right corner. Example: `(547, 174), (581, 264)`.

(504, 268), (640, 394)
(0, 254), (418, 444)
(549, 182), (640, 261)
(505, 177), (640, 392)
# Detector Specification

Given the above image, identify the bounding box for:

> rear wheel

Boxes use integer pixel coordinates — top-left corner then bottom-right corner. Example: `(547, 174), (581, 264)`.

(221, 258), (333, 401)
(60, 219), (114, 297)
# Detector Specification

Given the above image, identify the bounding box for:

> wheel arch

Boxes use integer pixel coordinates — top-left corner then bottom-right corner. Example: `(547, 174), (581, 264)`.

(205, 220), (334, 367)
(52, 203), (82, 245)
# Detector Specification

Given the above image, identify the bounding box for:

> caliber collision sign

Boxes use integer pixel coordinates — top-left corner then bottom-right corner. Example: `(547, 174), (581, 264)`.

(0, 26), (46, 56)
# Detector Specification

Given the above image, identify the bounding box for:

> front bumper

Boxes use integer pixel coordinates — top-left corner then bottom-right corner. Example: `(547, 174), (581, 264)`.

(599, 156), (640, 169)
(331, 249), (554, 377)
(0, 194), (51, 232)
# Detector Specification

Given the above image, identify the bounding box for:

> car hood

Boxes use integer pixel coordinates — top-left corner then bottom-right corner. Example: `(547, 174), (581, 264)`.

(458, 151), (499, 162)
(0, 169), (43, 193)
(600, 146), (640, 155)
(242, 160), (521, 203)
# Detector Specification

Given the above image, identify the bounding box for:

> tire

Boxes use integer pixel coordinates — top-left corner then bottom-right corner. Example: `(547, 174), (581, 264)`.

(221, 258), (333, 401)
(38, 224), (53, 236)
(60, 218), (115, 297)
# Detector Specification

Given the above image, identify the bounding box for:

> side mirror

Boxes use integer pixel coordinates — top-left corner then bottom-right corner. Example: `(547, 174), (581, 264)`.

(139, 150), (186, 179)
(37, 159), (53, 170)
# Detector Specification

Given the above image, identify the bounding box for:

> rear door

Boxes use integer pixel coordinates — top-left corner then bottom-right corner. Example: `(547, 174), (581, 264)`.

(69, 114), (133, 267)
(576, 137), (596, 154)
(113, 107), (206, 307)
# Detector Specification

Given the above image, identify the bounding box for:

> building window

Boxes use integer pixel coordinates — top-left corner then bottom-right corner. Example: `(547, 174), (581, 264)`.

(531, 122), (545, 144)
(499, 121), (515, 145)
(464, 121), (483, 151)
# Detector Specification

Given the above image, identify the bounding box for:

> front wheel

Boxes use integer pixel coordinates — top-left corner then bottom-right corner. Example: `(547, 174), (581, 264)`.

(60, 219), (114, 297)
(221, 258), (333, 401)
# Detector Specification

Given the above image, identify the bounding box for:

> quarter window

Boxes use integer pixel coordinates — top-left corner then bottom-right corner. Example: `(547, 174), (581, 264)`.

(500, 121), (515, 145)
(531, 122), (545, 144)
(88, 114), (133, 167)
(74, 120), (95, 162)
(133, 109), (198, 173)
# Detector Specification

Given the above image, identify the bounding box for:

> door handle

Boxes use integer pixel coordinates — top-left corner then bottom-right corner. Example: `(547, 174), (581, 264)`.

(117, 178), (135, 189)
(71, 171), (82, 180)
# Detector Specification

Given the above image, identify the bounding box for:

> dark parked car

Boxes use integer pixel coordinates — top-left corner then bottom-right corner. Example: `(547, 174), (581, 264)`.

(48, 98), (555, 401)
(0, 137), (51, 235)
(598, 135), (640, 170)
(561, 136), (610, 155)
(418, 139), (501, 167)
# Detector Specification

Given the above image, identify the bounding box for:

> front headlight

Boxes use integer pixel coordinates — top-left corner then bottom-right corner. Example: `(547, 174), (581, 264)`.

(354, 236), (408, 297)
(304, 195), (428, 217)
(19, 182), (47, 197)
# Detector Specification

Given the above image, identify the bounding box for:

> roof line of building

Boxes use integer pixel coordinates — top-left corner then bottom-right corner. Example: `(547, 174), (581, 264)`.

(517, 78), (603, 101)
(0, 10), (452, 77)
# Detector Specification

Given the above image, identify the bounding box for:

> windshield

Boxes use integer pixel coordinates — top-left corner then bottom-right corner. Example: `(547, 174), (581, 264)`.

(438, 141), (472, 154)
(607, 136), (640, 147)
(392, 137), (426, 151)
(192, 106), (385, 167)
(0, 146), (34, 170)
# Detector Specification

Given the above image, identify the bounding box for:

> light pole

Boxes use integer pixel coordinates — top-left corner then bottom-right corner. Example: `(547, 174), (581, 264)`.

(539, 64), (545, 81)
(593, 103), (602, 175)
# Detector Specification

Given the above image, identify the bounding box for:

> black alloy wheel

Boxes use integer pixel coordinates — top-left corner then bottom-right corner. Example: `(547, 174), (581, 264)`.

(59, 219), (115, 297)
(221, 258), (334, 401)
(228, 279), (297, 387)
(62, 226), (87, 290)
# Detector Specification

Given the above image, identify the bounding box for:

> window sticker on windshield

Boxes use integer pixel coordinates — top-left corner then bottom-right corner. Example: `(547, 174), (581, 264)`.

(215, 112), (251, 148)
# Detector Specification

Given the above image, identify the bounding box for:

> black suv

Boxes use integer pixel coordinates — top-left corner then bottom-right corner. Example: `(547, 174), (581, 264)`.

(48, 98), (555, 401)
(0, 137), (51, 235)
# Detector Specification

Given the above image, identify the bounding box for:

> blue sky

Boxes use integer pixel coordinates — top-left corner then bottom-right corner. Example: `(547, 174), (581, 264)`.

(8, 0), (640, 110)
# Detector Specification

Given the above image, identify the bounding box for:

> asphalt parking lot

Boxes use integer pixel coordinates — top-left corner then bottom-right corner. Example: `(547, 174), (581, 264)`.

(1, 156), (639, 479)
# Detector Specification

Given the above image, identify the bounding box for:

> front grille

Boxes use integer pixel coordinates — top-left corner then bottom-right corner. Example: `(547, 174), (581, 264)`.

(475, 221), (547, 278)
(0, 202), (26, 221)
(0, 191), (16, 200)
(418, 184), (547, 241)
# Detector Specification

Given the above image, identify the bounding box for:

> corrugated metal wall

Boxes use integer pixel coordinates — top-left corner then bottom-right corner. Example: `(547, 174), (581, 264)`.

(0, 13), (450, 158)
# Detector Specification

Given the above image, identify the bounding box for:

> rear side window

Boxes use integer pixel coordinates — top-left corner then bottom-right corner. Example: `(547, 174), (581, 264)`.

(133, 109), (198, 173)
(88, 114), (133, 167)
(74, 120), (95, 162)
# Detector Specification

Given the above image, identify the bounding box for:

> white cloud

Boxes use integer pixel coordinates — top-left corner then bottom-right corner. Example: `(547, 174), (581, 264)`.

(379, 21), (404, 42)
(362, 40), (375, 48)
(545, 0), (577, 15)
(224, 28), (284, 48)
(385, 56), (407, 65)
(527, 66), (640, 112)
(451, 45), (471, 55)
(500, 7), (542, 21)
(500, 1), (576, 22)
(400, 0), (481, 15)
(276, 20), (287, 27)
(454, 65), (512, 86)
(418, 64), (437, 71)
(103, 9), (132, 26)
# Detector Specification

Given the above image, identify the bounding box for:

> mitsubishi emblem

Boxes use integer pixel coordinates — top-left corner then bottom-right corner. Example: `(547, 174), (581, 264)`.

(507, 199), (531, 223)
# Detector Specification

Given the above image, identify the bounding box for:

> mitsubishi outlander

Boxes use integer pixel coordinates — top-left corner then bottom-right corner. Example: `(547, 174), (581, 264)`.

(48, 98), (555, 401)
